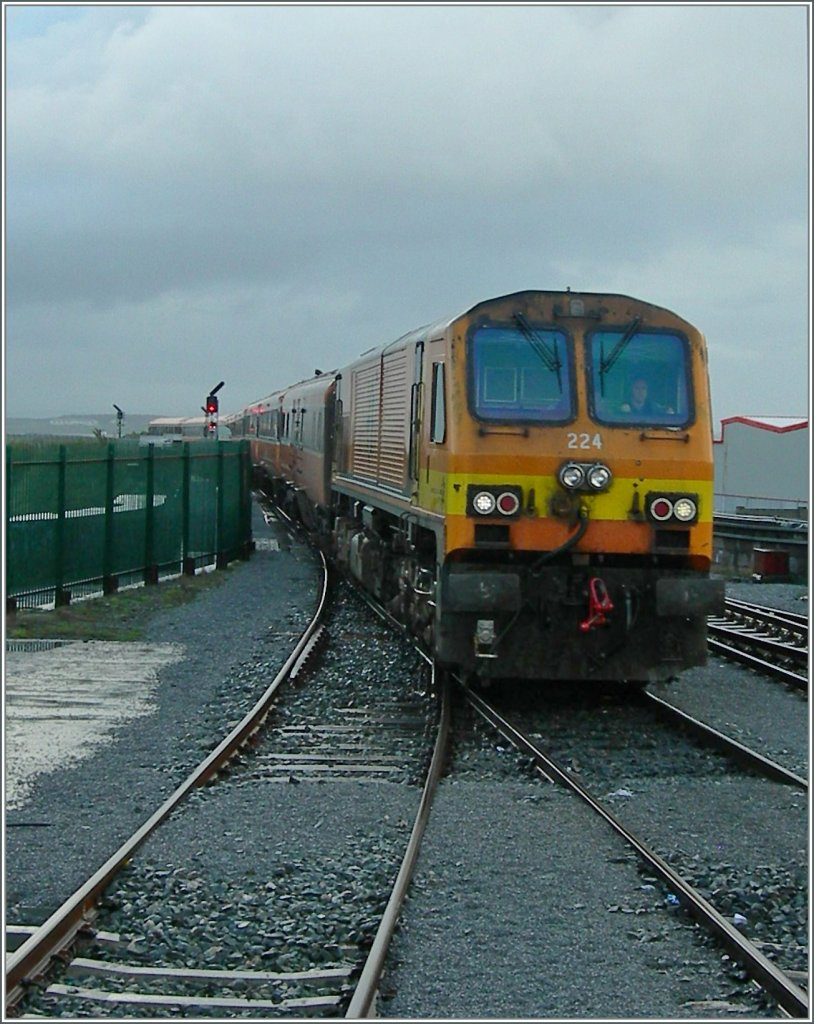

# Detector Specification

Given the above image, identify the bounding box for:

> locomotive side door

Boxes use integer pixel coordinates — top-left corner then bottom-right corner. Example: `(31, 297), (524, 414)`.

(331, 374), (349, 477)
(291, 397), (303, 482)
(419, 337), (447, 515)
(408, 341), (425, 496)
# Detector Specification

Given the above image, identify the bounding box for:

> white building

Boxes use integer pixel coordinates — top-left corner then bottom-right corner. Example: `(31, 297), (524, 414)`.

(713, 416), (809, 517)
(141, 416), (233, 444)
(147, 416), (208, 437)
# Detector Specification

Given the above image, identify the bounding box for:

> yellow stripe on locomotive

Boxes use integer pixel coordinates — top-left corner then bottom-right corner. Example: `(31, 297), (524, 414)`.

(438, 471), (714, 563)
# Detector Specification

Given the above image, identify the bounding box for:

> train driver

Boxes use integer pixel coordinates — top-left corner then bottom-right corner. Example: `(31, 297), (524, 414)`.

(619, 376), (674, 417)
(620, 376), (653, 415)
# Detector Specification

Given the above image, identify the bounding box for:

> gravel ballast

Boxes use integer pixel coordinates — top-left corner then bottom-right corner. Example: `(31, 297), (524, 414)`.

(381, 580), (809, 1018)
(6, 529), (808, 1020)
(381, 752), (806, 1016)
(10, 509), (437, 1018)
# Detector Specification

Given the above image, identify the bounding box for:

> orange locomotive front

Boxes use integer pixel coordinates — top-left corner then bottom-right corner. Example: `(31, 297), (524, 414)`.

(235, 289), (724, 685)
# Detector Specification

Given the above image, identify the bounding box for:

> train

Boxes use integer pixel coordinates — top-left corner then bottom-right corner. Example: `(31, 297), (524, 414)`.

(226, 289), (725, 685)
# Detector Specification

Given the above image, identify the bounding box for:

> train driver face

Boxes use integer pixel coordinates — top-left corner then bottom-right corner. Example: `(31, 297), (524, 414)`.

(630, 378), (649, 409)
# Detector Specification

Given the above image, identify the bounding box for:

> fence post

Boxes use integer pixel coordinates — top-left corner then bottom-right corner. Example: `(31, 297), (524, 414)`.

(182, 442), (195, 575)
(103, 442), (118, 594)
(6, 448), (17, 614)
(216, 441), (227, 569)
(55, 445), (71, 606)
(144, 444), (158, 584)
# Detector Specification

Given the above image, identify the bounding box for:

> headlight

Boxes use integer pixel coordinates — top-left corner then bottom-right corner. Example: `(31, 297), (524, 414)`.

(673, 497), (697, 522)
(586, 464), (612, 490)
(472, 491), (497, 515)
(559, 463), (585, 490)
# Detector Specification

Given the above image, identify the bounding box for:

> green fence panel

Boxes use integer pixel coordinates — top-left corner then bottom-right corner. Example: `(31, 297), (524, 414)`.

(151, 447), (185, 570)
(220, 445), (243, 560)
(7, 518), (60, 595)
(112, 448), (148, 578)
(61, 449), (109, 584)
(6, 439), (252, 604)
(187, 444), (219, 562)
(6, 454), (61, 593)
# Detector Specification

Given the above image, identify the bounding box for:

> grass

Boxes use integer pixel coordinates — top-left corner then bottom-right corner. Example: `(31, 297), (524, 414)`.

(6, 569), (232, 641)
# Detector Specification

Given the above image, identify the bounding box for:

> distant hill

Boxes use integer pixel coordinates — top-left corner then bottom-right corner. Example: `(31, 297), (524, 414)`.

(5, 414), (164, 438)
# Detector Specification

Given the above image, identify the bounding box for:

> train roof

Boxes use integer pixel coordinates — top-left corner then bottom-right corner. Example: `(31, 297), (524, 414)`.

(236, 368), (338, 413)
(383, 289), (697, 351)
(462, 288), (694, 323)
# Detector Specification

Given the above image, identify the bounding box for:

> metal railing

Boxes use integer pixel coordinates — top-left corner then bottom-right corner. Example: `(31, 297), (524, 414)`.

(712, 512), (808, 582)
(714, 492), (808, 520)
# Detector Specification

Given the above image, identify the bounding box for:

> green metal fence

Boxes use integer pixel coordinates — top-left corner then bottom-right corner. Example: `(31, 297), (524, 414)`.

(6, 439), (253, 609)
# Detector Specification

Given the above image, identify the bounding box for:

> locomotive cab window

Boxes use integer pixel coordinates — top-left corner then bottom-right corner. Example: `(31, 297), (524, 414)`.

(469, 323), (573, 422)
(588, 327), (693, 427)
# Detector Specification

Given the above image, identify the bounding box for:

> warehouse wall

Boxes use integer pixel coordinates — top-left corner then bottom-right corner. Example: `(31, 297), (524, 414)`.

(714, 419), (808, 516)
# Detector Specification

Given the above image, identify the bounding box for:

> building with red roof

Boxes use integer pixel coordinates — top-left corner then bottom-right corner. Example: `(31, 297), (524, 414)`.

(713, 415), (809, 518)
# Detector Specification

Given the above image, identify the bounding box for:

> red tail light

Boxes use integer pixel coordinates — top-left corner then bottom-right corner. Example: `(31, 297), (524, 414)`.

(496, 491), (520, 516)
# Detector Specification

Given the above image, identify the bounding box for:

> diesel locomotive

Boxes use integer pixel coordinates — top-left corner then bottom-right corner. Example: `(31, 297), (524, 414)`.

(227, 289), (725, 684)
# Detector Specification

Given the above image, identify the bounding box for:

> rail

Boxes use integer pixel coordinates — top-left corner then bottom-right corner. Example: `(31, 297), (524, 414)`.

(706, 599), (809, 689)
(345, 664), (450, 1018)
(458, 679), (809, 1018)
(5, 549), (329, 1013)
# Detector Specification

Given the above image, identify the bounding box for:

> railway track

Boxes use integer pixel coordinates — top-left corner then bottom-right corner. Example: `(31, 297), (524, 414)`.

(5, 529), (450, 1019)
(4, 547), (331, 1016)
(707, 599), (808, 689)
(315, 552), (809, 1016)
(9, 685), (449, 1018)
(639, 689), (807, 790)
(7, 498), (806, 1018)
(460, 680), (809, 1017)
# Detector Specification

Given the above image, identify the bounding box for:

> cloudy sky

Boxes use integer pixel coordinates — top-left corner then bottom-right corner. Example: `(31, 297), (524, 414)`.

(3, 3), (810, 427)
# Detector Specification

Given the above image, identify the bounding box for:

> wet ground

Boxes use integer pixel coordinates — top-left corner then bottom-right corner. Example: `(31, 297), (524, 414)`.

(4, 640), (183, 809)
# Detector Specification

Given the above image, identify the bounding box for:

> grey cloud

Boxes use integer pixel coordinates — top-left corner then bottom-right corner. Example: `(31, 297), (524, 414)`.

(4, 4), (809, 420)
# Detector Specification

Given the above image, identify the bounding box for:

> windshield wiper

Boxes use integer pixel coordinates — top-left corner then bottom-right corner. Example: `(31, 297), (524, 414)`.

(598, 316), (641, 395)
(513, 312), (562, 392)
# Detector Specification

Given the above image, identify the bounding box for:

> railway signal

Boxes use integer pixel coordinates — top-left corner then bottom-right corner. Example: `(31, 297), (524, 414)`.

(203, 381), (224, 437)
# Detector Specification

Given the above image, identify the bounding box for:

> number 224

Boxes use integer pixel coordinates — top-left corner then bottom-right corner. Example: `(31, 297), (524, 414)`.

(567, 432), (603, 450)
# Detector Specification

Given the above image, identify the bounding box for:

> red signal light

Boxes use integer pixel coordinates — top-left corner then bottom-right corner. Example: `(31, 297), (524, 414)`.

(496, 491), (520, 516)
(649, 497), (673, 521)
